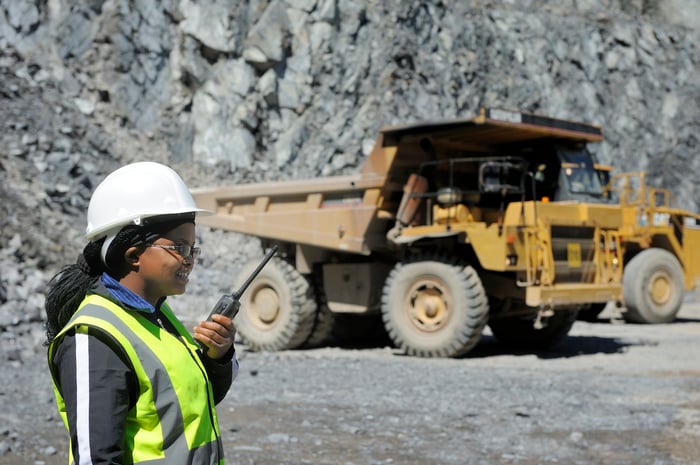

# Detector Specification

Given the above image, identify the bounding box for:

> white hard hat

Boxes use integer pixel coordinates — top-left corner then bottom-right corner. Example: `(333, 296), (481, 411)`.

(85, 161), (212, 241)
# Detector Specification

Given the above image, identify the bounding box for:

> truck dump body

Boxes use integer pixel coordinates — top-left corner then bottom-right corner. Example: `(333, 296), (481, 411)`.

(193, 174), (389, 255)
(191, 108), (699, 357)
(193, 108), (606, 255)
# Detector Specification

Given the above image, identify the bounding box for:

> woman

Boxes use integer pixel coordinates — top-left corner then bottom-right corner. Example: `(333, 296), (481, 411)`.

(45, 161), (237, 464)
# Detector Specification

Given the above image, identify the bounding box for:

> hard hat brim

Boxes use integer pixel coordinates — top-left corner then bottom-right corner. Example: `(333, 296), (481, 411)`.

(85, 207), (213, 242)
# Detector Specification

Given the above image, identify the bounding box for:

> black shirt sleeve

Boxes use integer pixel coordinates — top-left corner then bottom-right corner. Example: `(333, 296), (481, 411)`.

(52, 329), (137, 464)
(200, 345), (235, 404)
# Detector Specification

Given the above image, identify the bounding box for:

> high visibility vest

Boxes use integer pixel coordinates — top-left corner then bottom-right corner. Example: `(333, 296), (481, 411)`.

(48, 294), (224, 465)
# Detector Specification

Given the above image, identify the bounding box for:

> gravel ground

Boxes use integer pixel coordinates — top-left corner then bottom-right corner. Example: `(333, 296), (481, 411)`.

(2, 300), (699, 465)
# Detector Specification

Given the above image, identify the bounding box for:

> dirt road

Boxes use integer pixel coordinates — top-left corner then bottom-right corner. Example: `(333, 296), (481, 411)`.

(2, 300), (699, 465)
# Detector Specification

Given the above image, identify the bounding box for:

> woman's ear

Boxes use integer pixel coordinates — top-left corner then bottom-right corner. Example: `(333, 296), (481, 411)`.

(124, 246), (143, 266)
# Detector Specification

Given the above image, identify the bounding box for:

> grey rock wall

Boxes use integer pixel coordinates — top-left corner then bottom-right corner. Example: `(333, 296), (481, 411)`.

(5, 1), (699, 192)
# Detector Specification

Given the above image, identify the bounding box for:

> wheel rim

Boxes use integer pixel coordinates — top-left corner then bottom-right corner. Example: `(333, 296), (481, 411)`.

(249, 282), (281, 327)
(405, 278), (451, 332)
(648, 271), (673, 306)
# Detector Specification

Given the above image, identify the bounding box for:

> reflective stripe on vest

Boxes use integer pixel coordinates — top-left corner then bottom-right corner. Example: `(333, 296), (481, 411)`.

(48, 294), (224, 465)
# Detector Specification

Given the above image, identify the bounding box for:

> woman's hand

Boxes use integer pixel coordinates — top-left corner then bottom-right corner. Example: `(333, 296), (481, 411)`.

(194, 313), (236, 360)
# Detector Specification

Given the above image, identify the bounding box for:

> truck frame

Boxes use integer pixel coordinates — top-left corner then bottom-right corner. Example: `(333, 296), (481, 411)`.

(192, 108), (700, 357)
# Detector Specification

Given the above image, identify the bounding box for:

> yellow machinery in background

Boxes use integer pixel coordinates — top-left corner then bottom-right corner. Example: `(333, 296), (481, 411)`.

(192, 108), (700, 357)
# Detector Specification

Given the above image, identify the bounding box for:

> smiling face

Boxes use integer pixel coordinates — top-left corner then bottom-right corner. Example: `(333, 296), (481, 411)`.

(122, 222), (197, 306)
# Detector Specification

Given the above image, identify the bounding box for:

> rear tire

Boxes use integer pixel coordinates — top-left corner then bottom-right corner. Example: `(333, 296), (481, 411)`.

(381, 255), (489, 358)
(623, 249), (684, 324)
(302, 279), (336, 348)
(234, 257), (317, 351)
(305, 269), (388, 348)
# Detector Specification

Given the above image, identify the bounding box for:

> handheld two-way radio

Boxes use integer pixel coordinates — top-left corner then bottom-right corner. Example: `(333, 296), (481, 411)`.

(205, 245), (279, 321)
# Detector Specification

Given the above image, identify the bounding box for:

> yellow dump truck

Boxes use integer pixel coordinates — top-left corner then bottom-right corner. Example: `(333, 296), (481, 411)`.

(192, 108), (700, 358)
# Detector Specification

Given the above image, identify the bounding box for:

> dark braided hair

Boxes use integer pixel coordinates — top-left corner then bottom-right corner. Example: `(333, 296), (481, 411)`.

(44, 240), (105, 344)
(44, 214), (195, 344)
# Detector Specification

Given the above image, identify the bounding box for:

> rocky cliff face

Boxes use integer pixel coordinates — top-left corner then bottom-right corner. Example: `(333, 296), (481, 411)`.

(0, 0), (698, 330)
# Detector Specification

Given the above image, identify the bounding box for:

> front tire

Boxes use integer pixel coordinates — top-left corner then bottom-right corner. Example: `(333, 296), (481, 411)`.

(234, 257), (317, 351)
(623, 249), (684, 324)
(381, 255), (489, 358)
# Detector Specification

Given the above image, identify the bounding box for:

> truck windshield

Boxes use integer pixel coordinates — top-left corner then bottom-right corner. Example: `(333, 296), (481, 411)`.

(559, 150), (604, 196)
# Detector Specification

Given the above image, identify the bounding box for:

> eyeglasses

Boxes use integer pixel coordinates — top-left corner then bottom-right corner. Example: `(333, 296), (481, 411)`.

(149, 244), (201, 261)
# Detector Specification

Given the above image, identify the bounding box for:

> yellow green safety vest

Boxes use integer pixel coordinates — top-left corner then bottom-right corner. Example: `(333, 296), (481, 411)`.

(48, 294), (224, 464)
